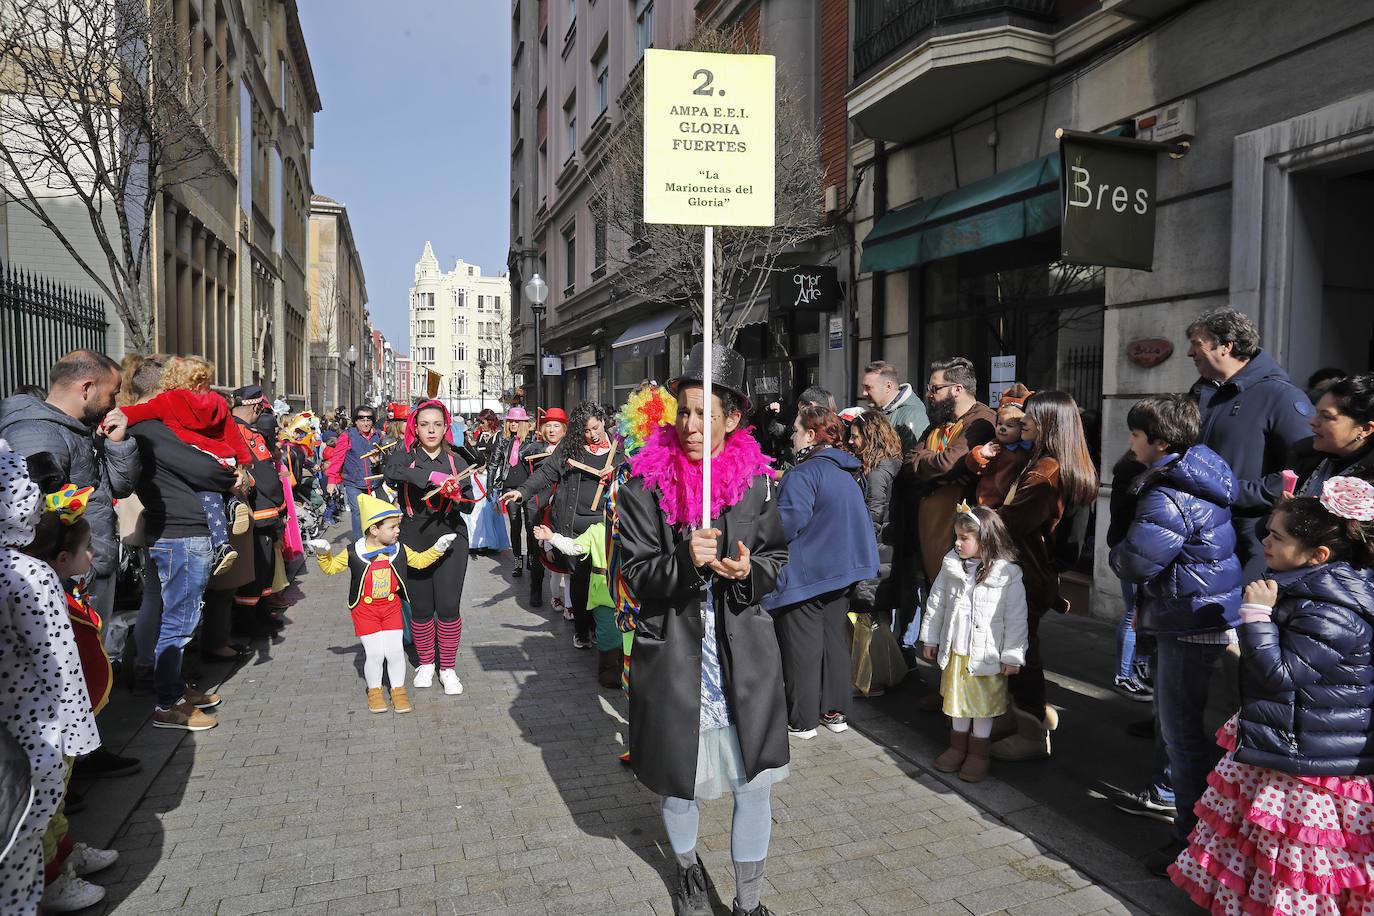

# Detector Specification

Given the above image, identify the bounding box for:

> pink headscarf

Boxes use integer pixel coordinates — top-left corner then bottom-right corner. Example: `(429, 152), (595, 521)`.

(403, 399), (456, 451)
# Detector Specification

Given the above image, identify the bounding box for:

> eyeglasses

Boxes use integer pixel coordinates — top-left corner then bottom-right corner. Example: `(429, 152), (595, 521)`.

(354, 415), (374, 422)
(926, 383), (959, 394)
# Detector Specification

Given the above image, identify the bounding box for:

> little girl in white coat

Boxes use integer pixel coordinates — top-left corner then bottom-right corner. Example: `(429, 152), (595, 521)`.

(919, 504), (1029, 783)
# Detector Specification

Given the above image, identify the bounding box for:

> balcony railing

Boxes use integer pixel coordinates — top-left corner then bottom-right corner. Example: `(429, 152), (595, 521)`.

(853, 0), (1058, 79)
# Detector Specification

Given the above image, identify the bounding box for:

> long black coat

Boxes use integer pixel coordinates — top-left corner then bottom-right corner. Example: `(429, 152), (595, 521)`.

(614, 472), (790, 800)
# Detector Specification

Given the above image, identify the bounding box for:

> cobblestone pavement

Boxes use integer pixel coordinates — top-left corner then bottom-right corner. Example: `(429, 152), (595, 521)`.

(90, 550), (1141, 916)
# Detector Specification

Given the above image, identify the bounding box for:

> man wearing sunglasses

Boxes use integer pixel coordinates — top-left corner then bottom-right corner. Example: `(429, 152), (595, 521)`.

(326, 406), (384, 541)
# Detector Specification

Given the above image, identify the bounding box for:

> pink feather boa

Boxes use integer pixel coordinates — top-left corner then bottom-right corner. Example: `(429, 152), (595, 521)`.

(628, 425), (775, 528)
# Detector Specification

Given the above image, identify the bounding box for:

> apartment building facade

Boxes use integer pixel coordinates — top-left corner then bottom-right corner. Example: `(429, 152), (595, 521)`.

(307, 194), (369, 413)
(408, 242), (513, 416)
(0, 0), (320, 405)
(845, 0), (1374, 618)
(508, 0), (850, 411)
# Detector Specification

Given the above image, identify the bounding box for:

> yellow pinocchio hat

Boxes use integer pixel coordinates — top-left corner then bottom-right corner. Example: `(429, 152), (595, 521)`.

(356, 492), (402, 531)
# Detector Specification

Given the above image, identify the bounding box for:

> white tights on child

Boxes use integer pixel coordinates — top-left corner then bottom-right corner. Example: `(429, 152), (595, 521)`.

(952, 716), (994, 738)
(359, 630), (406, 690)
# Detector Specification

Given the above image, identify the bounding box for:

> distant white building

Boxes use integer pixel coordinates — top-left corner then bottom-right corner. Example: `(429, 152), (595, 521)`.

(408, 242), (512, 417)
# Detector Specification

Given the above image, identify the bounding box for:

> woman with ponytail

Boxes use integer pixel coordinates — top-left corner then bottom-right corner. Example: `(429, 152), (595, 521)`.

(1170, 476), (1374, 914)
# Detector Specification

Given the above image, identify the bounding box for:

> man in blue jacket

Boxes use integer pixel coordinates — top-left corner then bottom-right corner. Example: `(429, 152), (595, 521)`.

(1187, 309), (1313, 582)
(1109, 395), (1242, 877)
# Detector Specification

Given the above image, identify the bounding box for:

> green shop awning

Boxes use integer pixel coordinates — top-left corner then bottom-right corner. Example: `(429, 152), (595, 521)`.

(860, 152), (1061, 274)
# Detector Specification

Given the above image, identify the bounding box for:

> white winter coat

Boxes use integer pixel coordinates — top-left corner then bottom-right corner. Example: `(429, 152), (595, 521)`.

(917, 551), (1029, 676)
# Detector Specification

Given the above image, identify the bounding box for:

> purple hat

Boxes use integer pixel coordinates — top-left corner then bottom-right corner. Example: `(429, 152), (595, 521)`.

(505, 406), (530, 422)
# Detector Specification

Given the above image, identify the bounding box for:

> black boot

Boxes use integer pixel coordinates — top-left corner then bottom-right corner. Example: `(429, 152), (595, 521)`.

(671, 860), (711, 916)
(512, 555), (524, 578)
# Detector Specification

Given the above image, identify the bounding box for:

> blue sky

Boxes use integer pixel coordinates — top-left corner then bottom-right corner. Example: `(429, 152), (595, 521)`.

(298, 0), (510, 350)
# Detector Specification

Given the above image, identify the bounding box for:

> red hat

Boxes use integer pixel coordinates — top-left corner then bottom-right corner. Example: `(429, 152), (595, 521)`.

(540, 407), (569, 425)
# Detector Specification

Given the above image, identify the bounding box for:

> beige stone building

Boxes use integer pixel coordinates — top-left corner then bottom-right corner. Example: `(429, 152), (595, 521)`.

(307, 194), (369, 413)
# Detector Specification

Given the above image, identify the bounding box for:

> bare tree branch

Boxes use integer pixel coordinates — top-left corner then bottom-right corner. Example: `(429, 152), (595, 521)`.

(0, 0), (229, 353)
(589, 26), (832, 347)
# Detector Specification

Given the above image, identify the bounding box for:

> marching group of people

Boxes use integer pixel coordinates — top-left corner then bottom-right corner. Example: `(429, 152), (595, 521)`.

(6, 303), (1374, 914)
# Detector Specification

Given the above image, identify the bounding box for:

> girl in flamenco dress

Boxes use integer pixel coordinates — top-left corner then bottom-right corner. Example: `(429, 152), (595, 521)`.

(1170, 475), (1374, 915)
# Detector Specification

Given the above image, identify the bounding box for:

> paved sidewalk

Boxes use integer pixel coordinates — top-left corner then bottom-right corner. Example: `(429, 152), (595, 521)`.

(83, 546), (1142, 916)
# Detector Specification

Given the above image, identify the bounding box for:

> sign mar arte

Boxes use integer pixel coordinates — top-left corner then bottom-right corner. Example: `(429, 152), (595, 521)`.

(771, 265), (839, 313)
(1059, 134), (1158, 271)
(643, 48), (775, 227)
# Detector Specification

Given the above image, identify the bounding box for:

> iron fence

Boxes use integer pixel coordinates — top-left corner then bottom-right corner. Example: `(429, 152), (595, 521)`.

(853, 0), (1058, 78)
(0, 264), (109, 395)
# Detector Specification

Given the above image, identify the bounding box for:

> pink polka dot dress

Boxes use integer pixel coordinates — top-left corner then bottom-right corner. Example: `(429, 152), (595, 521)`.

(1170, 717), (1374, 915)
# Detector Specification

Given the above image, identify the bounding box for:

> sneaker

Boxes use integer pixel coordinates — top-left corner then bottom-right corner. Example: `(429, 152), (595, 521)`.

(228, 498), (251, 535)
(74, 746), (142, 778)
(671, 861), (711, 916)
(413, 664), (435, 688)
(1145, 838), (1187, 877)
(821, 712), (849, 733)
(181, 687), (222, 710)
(439, 668), (464, 695)
(1113, 788), (1177, 824)
(211, 543), (238, 576)
(151, 703), (218, 731)
(512, 564), (524, 579)
(563, 607), (575, 621)
(1113, 676), (1154, 702)
(41, 865), (105, 912)
(1133, 657), (1154, 688)
(67, 842), (118, 877)
(572, 634), (592, 650)
(788, 726), (817, 740)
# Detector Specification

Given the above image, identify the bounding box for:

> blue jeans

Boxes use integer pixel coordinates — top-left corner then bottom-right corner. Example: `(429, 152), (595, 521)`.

(147, 536), (213, 708)
(1116, 580), (1138, 680)
(1155, 635), (1226, 843)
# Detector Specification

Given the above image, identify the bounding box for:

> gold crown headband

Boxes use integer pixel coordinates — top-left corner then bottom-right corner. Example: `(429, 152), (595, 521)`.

(954, 500), (979, 528)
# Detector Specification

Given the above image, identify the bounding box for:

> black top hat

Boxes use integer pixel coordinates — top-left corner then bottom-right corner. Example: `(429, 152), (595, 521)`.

(670, 341), (750, 410)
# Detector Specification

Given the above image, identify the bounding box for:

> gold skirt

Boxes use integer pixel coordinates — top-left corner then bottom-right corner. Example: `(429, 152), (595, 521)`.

(940, 652), (1008, 719)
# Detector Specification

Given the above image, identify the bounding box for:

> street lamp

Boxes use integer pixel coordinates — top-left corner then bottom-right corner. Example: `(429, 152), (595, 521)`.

(345, 344), (357, 414)
(477, 357), (489, 412)
(523, 273), (548, 419)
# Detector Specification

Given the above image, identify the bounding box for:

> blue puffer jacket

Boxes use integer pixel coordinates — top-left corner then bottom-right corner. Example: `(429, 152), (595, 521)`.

(1108, 445), (1242, 635)
(762, 447), (879, 611)
(1234, 562), (1374, 776)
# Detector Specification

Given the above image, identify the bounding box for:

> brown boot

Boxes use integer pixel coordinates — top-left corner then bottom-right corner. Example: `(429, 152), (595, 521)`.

(959, 736), (991, 782)
(366, 687), (387, 713)
(990, 707), (1051, 761)
(933, 730), (969, 773)
(390, 687), (412, 714)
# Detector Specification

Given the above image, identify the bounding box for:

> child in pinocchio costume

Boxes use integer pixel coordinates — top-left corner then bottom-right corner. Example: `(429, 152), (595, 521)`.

(308, 493), (456, 714)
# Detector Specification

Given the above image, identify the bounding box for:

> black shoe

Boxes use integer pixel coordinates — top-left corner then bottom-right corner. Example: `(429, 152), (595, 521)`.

(732, 903), (773, 916)
(74, 746), (143, 779)
(820, 712), (849, 733)
(529, 589), (543, 608)
(671, 861), (711, 916)
(63, 786), (86, 814)
(1112, 788), (1176, 824)
(1126, 718), (1154, 739)
(1145, 838), (1187, 877)
(512, 562), (524, 579)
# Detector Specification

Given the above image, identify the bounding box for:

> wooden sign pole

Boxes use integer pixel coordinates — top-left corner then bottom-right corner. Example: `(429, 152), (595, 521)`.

(702, 225), (714, 530)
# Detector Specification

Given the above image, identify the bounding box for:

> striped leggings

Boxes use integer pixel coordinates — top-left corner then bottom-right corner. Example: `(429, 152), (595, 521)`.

(406, 539), (468, 670)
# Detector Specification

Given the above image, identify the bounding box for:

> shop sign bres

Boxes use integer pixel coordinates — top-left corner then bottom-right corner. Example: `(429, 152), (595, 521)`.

(1059, 135), (1158, 270)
